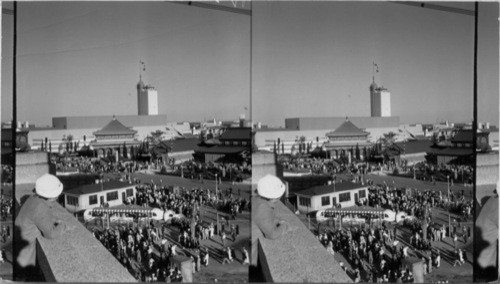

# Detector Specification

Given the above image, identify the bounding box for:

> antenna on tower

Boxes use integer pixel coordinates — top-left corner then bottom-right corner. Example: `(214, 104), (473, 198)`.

(139, 60), (146, 81)
(372, 62), (379, 84)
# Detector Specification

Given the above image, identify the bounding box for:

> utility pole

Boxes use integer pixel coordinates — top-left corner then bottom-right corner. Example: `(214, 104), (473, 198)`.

(447, 175), (451, 238)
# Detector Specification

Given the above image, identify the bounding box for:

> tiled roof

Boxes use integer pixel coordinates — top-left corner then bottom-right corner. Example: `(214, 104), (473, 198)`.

(94, 118), (137, 136)
(326, 120), (368, 137)
(430, 147), (473, 156)
(296, 181), (367, 197)
(64, 180), (134, 196)
(394, 140), (434, 154)
(219, 127), (251, 141)
(450, 129), (473, 143)
(195, 145), (248, 154)
(169, 138), (200, 153)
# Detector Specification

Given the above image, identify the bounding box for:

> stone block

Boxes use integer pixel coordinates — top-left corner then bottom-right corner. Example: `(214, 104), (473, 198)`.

(16, 164), (50, 185)
(15, 152), (49, 166)
(255, 201), (351, 283)
(252, 151), (275, 166)
(35, 202), (136, 282)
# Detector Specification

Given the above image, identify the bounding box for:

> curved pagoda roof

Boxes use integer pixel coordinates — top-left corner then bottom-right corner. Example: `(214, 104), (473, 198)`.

(326, 119), (368, 137)
(94, 117), (137, 136)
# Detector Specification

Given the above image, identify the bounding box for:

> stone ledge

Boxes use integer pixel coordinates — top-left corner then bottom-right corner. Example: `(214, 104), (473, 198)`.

(16, 164), (51, 185)
(16, 152), (49, 166)
(35, 202), (136, 282)
(255, 201), (351, 283)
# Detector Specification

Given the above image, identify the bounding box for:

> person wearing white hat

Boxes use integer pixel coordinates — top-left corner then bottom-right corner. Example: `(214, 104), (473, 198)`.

(252, 174), (291, 240)
(14, 173), (67, 280)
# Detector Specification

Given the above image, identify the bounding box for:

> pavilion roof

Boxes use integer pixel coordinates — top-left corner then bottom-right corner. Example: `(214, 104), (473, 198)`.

(94, 118), (137, 136)
(326, 120), (368, 137)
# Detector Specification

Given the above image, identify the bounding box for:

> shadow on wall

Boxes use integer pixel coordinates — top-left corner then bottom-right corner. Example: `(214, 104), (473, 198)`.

(474, 195), (499, 283)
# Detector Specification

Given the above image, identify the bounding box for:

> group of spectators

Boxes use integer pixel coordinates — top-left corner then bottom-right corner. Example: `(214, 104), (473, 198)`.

(53, 156), (151, 175)
(170, 160), (251, 183)
(130, 181), (249, 221)
(366, 183), (472, 223)
(0, 196), (13, 222)
(408, 162), (473, 186)
(319, 224), (423, 283)
(92, 224), (187, 282)
(314, 179), (473, 282)
(87, 178), (250, 281)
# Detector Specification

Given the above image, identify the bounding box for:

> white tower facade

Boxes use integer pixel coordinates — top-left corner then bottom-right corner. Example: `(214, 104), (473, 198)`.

(370, 82), (391, 117)
(137, 80), (159, 116)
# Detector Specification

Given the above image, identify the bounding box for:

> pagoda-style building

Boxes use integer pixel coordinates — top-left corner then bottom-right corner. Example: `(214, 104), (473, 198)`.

(194, 127), (251, 164)
(90, 117), (141, 159)
(324, 118), (372, 160)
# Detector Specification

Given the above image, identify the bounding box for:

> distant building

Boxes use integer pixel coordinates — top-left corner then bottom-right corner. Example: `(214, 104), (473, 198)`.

(137, 78), (158, 115)
(90, 117), (141, 159)
(167, 138), (201, 164)
(63, 180), (136, 213)
(195, 127), (251, 163)
(370, 80), (391, 117)
(256, 116), (404, 155)
(324, 118), (372, 160)
(295, 181), (368, 212)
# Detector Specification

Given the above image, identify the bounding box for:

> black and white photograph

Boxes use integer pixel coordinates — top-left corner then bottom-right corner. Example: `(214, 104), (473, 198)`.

(1, 1), (499, 283)
(2, 1), (251, 282)
(251, 1), (498, 283)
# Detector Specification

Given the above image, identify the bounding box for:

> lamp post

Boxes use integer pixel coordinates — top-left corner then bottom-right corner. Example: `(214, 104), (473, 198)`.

(215, 173), (219, 235)
(447, 175), (451, 238)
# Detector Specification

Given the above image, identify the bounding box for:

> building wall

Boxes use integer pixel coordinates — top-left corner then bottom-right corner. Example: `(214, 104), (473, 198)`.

(147, 89), (159, 115)
(296, 187), (367, 212)
(64, 186), (136, 213)
(371, 92), (382, 117)
(29, 125), (183, 151)
(254, 127), (405, 152)
(380, 90), (391, 117)
(254, 130), (330, 153)
(169, 151), (194, 164)
(285, 116), (400, 131)
(52, 115), (167, 129)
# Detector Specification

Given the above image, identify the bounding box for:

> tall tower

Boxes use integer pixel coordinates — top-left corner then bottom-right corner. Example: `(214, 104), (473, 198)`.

(370, 65), (391, 117)
(137, 69), (158, 116)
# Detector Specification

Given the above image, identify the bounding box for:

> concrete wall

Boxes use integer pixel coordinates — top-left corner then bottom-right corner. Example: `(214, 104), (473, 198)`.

(15, 152), (52, 186)
(252, 151), (283, 189)
(254, 201), (351, 282)
(36, 202), (136, 282)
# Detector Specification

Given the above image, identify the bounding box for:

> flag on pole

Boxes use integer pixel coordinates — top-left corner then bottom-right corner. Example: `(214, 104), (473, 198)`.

(373, 62), (379, 72)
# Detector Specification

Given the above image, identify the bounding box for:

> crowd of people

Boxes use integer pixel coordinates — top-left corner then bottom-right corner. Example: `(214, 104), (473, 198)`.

(366, 183), (473, 223)
(88, 179), (250, 281)
(0, 195), (13, 223)
(170, 160), (251, 183)
(313, 179), (473, 282)
(53, 156), (151, 174)
(318, 224), (427, 283)
(92, 224), (189, 282)
(130, 181), (249, 220)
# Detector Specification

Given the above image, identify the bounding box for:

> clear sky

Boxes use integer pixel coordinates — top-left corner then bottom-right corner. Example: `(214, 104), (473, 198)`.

(2, 1), (250, 126)
(252, 1), (498, 127)
(1, 1), (498, 128)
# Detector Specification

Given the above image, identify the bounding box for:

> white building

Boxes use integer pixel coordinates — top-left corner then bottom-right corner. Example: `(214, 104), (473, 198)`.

(63, 180), (136, 213)
(370, 81), (391, 117)
(295, 181), (368, 213)
(137, 79), (159, 116)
